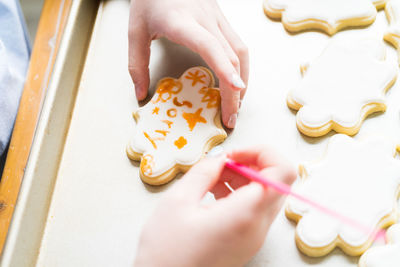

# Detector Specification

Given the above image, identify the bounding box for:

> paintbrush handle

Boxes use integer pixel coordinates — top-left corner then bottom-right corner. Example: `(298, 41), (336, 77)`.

(224, 158), (386, 242)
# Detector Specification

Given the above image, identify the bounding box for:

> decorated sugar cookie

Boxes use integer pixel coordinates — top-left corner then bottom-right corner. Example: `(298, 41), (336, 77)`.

(359, 223), (400, 267)
(263, 0), (386, 35)
(287, 39), (397, 137)
(127, 67), (227, 185)
(286, 134), (400, 257)
(384, 0), (400, 64)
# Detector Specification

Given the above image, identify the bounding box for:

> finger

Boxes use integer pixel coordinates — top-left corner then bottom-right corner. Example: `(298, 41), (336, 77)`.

(206, 25), (241, 74)
(204, 26), (241, 128)
(258, 166), (296, 220)
(164, 20), (246, 91)
(128, 23), (151, 101)
(220, 80), (240, 128)
(172, 155), (227, 202)
(259, 165), (297, 187)
(227, 146), (292, 170)
(213, 165), (295, 225)
(212, 182), (268, 223)
(218, 17), (249, 100)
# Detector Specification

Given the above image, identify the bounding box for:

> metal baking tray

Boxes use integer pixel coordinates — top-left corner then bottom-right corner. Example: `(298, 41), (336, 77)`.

(2, 0), (400, 266)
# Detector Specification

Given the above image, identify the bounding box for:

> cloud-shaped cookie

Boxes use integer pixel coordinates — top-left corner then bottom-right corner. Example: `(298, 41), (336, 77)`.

(127, 67), (227, 185)
(287, 39), (397, 137)
(384, 0), (400, 64)
(264, 0), (386, 35)
(359, 223), (400, 267)
(286, 134), (400, 257)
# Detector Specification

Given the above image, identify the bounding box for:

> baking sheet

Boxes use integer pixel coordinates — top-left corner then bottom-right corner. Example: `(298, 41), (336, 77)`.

(4, 0), (400, 266)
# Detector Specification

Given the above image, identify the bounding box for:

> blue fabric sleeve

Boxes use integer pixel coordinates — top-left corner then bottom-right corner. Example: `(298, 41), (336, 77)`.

(0, 0), (31, 156)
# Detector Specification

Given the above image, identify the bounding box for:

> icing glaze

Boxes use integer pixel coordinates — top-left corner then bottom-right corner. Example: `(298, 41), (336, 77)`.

(286, 134), (400, 256)
(127, 67), (227, 184)
(287, 39), (397, 137)
(384, 0), (400, 64)
(359, 223), (400, 267)
(264, 0), (385, 35)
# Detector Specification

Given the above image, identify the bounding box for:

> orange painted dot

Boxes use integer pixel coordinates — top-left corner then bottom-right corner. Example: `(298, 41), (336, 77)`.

(152, 107), (160, 114)
(174, 136), (187, 149)
(167, 108), (177, 118)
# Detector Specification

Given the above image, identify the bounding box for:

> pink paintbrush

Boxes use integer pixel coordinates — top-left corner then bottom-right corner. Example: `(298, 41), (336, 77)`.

(224, 158), (387, 243)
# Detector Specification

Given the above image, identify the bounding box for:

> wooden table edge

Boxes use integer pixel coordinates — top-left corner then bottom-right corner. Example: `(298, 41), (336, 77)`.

(0, 0), (73, 256)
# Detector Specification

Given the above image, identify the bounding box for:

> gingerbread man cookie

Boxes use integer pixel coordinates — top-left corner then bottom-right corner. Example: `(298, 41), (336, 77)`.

(359, 223), (400, 267)
(263, 0), (386, 35)
(127, 67), (227, 185)
(384, 0), (400, 64)
(287, 39), (397, 137)
(286, 134), (400, 257)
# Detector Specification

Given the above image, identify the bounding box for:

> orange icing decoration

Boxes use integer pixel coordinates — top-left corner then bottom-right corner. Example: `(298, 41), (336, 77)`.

(173, 97), (193, 108)
(153, 78), (182, 103)
(167, 108), (177, 118)
(174, 136), (187, 149)
(141, 154), (154, 176)
(199, 87), (221, 108)
(152, 107), (160, 115)
(182, 108), (207, 131)
(162, 120), (173, 128)
(155, 130), (169, 136)
(144, 132), (157, 149)
(185, 70), (206, 86)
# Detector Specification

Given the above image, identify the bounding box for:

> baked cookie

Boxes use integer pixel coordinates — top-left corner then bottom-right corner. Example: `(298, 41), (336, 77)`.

(359, 223), (400, 267)
(384, 0), (400, 64)
(127, 66), (227, 185)
(263, 0), (386, 35)
(286, 134), (400, 257)
(287, 39), (397, 137)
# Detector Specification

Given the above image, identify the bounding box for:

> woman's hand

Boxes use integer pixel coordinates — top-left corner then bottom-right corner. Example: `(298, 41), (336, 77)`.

(134, 147), (296, 267)
(128, 0), (249, 128)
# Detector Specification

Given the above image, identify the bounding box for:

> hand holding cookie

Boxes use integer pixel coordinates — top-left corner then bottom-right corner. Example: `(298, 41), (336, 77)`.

(134, 147), (296, 267)
(128, 0), (249, 128)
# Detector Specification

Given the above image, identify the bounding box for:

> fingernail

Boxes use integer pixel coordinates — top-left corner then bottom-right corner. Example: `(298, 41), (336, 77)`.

(207, 145), (225, 158)
(227, 113), (238, 128)
(231, 73), (246, 89)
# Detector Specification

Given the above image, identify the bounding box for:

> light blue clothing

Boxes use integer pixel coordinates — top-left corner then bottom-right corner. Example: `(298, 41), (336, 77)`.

(0, 0), (31, 156)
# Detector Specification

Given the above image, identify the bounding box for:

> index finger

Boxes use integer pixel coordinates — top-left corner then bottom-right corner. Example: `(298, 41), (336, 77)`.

(227, 146), (290, 170)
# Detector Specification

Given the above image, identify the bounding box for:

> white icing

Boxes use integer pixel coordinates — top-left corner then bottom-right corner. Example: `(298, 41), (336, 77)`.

(359, 224), (400, 267)
(385, 0), (400, 36)
(129, 67), (226, 178)
(289, 39), (397, 128)
(265, 0), (379, 26)
(287, 134), (400, 249)
(384, 0), (400, 65)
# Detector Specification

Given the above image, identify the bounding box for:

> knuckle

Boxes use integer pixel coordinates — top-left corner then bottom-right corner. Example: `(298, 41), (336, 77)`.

(234, 212), (255, 232)
(235, 43), (249, 58)
(128, 65), (138, 79)
(230, 55), (240, 69)
(164, 18), (183, 36)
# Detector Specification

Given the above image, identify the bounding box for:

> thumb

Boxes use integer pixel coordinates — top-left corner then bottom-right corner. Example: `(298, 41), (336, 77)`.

(128, 27), (151, 101)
